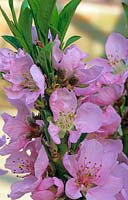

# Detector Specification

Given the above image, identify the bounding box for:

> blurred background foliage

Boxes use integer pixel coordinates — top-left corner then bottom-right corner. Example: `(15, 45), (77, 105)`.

(0, 1), (127, 199)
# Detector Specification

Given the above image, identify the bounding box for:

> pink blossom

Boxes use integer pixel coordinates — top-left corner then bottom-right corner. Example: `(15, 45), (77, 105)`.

(8, 138), (47, 199)
(1, 49), (45, 105)
(6, 139), (49, 182)
(52, 37), (103, 84)
(31, 177), (64, 200)
(48, 88), (103, 144)
(63, 139), (122, 200)
(97, 105), (121, 135)
(8, 139), (64, 199)
(53, 37), (87, 74)
(105, 32), (128, 85)
(0, 100), (43, 155)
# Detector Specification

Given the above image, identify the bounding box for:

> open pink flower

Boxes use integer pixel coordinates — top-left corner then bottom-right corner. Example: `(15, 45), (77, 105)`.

(74, 36), (128, 106)
(0, 48), (45, 105)
(48, 88), (103, 144)
(5, 139), (48, 177)
(8, 138), (48, 199)
(0, 100), (43, 155)
(63, 139), (122, 200)
(8, 139), (64, 200)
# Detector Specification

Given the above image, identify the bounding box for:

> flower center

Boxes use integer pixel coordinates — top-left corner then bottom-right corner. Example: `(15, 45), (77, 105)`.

(108, 55), (127, 74)
(12, 156), (34, 176)
(56, 112), (75, 131)
(21, 73), (38, 91)
(76, 159), (102, 192)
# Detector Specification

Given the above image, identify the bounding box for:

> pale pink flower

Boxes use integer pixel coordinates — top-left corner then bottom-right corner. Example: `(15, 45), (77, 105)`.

(8, 139), (64, 200)
(63, 139), (122, 200)
(97, 105), (121, 135)
(52, 37), (103, 84)
(0, 100), (43, 155)
(48, 88), (103, 144)
(105, 33), (128, 75)
(31, 177), (64, 200)
(8, 138), (48, 199)
(1, 49), (45, 105)
(74, 35), (128, 105)
(5, 139), (47, 177)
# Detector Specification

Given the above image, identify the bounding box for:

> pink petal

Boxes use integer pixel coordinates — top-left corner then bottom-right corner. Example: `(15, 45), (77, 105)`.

(98, 105), (121, 135)
(65, 178), (82, 199)
(53, 177), (64, 197)
(79, 139), (103, 166)
(106, 32), (127, 62)
(63, 153), (78, 177)
(30, 64), (45, 96)
(48, 122), (60, 144)
(31, 190), (55, 200)
(69, 129), (82, 143)
(50, 88), (77, 121)
(89, 85), (122, 106)
(75, 102), (103, 133)
(76, 65), (104, 84)
(87, 175), (122, 200)
(34, 146), (49, 178)
(9, 176), (38, 199)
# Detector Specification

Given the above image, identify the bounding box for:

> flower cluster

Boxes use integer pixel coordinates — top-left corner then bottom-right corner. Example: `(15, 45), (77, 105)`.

(0, 0), (128, 200)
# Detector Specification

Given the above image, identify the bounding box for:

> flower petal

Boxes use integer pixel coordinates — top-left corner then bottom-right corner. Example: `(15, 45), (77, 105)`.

(48, 122), (60, 144)
(75, 102), (103, 133)
(65, 178), (82, 199)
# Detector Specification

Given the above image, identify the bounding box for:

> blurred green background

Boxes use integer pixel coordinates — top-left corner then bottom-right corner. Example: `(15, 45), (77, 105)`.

(0, 0), (127, 199)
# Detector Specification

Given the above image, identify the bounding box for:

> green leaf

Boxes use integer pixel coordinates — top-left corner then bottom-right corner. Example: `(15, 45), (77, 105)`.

(50, 25), (60, 40)
(50, 5), (59, 28)
(44, 42), (55, 58)
(64, 35), (81, 49)
(38, 42), (55, 76)
(0, 6), (17, 35)
(18, 7), (33, 50)
(38, 48), (49, 75)
(27, 0), (39, 17)
(2, 35), (22, 49)
(58, 0), (81, 43)
(122, 2), (128, 24)
(27, 0), (42, 43)
(37, 0), (56, 44)
(18, 0), (28, 23)
(44, 42), (55, 77)
(8, 0), (18, 26)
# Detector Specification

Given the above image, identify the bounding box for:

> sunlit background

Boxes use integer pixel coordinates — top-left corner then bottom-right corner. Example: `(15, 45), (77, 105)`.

(0, 0), (127, 199)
